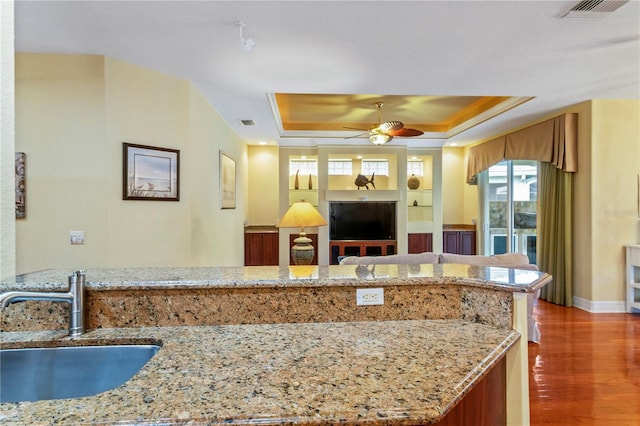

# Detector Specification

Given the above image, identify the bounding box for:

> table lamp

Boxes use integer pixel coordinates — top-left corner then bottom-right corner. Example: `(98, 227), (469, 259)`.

(277, 202), (327, 265)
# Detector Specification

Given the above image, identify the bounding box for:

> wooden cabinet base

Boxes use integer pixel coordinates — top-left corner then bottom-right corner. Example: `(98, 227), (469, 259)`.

(443, 228), (477, 255)
(244, 232), (279, 266)
(408, 233), (433, 254)
(435, 356), (506, 426)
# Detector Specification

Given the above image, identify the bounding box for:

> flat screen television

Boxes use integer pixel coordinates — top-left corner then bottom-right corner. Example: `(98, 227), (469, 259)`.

(329, 201), (396, 240)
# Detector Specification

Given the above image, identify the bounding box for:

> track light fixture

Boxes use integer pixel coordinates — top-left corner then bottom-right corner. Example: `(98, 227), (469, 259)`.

(235, 21), (256, 52)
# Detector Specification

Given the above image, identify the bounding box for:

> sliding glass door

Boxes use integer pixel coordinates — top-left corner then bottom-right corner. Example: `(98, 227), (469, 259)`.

(484, 160), (538, 264)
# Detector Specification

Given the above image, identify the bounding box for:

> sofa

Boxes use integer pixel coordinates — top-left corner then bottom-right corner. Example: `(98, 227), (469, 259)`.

(339, 252), (541, 342)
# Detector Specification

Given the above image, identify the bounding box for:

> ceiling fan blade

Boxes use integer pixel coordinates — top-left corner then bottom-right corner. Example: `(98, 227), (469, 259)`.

(344, 132), (369, 139)
(378, 121), (404, 132)
(388, 127), (424, 137)
(343, 126), (369, 131)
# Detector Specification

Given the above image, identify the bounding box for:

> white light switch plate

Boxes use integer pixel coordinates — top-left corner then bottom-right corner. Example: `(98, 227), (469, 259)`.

(70, 231), (85, 245)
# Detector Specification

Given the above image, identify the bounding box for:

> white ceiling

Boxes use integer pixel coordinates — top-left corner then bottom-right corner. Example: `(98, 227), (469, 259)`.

(14, 0), (640, 147)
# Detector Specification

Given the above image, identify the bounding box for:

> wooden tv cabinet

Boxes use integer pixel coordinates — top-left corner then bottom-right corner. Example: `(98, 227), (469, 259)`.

(329, 240), (397, 265)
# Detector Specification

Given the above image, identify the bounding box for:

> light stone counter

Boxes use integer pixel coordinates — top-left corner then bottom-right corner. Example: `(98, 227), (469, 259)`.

(1, 265), (549, 333)
(3, 264), (549, 293)
(0, 265), (550, 425)
(1, 320), (518, 425)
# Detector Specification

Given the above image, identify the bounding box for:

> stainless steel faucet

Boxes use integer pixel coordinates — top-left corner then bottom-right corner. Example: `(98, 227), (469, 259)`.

(0, 270), (85, 336)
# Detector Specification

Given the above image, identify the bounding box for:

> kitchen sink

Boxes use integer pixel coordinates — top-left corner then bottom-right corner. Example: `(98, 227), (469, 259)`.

(0, 344), (160, 403)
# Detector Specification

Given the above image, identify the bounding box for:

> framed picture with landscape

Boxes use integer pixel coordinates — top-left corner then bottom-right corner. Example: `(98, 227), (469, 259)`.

(220, 150), (236, 209)
(123, 143), (179, 201)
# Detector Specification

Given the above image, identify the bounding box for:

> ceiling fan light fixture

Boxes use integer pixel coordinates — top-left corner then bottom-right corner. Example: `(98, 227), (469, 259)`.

(341, 101), (421, 145)
(370, 134), (392, 145)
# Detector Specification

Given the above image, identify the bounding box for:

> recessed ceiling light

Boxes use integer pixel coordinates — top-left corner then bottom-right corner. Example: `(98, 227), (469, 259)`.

(258, 141), (267, 145)
(450, 143), (458, 147)
(356, 155), (363, 159)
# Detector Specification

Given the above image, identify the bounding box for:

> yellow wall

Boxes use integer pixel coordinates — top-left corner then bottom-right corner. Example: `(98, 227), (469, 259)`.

(540, 99), (639, 307)
(15, 54), (246, 273)
(590, 100), (640, 304)
(247, 145), (280, 226)
(0, 0), (16, 282)
(461, 147), (479, 225)
(568, 101), (594, 302)
(187, 84), (247, 266)
(442, 147), (465, 224)
(442, 147), (479, 237)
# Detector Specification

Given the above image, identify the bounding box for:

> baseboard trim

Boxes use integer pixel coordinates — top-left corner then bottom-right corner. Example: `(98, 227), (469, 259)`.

(572, 296), (627, 313)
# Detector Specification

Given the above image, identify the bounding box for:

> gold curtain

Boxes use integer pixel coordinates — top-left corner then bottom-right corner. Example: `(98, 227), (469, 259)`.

(505, 114), (578, 172)
(538, 162), (573, 306)
(466, 113), (578, 306)
(466, 113), (578, 183)
(466, 136), (506, 184)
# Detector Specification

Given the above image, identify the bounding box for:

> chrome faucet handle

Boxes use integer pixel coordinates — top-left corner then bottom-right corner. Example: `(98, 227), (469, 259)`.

(68, 270), (86, 337)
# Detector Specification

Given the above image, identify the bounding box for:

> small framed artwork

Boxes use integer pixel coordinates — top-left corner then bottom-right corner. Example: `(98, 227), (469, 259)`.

(220, 151), (236, 209)
(123, 143), (179, 201)
(15, 152), (26, 219)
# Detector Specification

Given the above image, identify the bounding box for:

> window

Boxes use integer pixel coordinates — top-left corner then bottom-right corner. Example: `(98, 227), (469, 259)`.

(483, 160), (538, 259)
(290, 160), (317, 176)
(407, 161), (423, 177)
(362, 160), (388, 176)
(328, 160), (353, 176)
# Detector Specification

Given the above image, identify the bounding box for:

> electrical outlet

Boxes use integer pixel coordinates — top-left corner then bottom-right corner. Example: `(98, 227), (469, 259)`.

(356, 288), (384, 306)
(70, 231), (85, 245)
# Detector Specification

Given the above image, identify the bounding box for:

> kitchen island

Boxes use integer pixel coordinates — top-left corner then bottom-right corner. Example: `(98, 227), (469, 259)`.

(1, 264), (550, 425)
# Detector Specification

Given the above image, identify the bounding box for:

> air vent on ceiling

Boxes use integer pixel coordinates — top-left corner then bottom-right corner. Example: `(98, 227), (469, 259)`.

(239, 119), (256, 127)
(562, 0), (629, 18)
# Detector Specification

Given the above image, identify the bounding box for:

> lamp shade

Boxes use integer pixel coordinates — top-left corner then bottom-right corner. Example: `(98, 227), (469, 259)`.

(277, 202), (327, 265)
(277, 202), (327, 228)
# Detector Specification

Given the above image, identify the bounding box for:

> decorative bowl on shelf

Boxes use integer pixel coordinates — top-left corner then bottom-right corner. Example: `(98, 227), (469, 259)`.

(407, 174), (420, 190)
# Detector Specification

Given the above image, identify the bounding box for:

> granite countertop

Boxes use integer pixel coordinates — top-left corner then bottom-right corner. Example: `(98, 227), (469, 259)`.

(244, 225), (278, 233)
(442, 224), (476, 231)
(0, 319), (519, 425)
(3, 264), (550, 294)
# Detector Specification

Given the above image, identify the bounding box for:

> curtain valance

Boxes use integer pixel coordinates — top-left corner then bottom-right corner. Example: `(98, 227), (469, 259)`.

(466, 113), (578, 184)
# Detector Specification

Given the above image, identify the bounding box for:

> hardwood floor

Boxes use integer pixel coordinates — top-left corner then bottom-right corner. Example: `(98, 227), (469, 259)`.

(528, 300), (640, 425)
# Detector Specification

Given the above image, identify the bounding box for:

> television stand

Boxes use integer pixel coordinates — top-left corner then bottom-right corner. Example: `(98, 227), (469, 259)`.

(330, 240), (397, 265)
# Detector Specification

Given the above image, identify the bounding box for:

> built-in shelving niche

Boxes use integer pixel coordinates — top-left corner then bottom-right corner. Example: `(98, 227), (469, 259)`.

(279, 147), (444, 264)
(289, 156), (318, 206)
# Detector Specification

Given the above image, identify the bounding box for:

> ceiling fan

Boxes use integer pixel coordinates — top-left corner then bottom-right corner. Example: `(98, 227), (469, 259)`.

(345, 102), (424, 145)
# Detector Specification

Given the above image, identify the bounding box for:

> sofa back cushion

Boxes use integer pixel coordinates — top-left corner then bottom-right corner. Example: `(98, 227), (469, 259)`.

(339, 252), (439, 265)
(439, 252), (537, 270)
